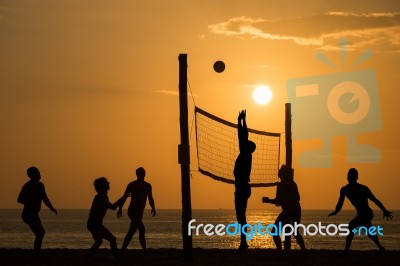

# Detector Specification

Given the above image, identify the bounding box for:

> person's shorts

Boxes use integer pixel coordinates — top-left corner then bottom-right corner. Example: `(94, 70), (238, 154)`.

(87, 219), (102, 232)
(22, 211), (41, 226)
(349, 210), (374, 229)
(128, 209), (144, 223)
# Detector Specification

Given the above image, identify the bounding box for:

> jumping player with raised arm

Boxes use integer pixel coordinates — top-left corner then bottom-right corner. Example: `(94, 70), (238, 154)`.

(234, 110), (256, 253)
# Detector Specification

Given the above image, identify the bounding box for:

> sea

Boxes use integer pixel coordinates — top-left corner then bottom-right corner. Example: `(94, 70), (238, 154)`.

(0, 209), (399, 250)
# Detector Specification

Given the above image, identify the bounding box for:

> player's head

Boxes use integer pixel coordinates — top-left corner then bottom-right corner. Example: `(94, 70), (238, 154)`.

(347, 168), (358, 184)
(94, 177), (110, 193)
(27, 166), (41, 181)
(136, 167), (146, 181)
(247, 140), (256, 153)
(278, 165), (294, 180)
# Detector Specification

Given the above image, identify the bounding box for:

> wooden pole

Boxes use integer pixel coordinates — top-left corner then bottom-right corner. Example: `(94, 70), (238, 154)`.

(285, 103), (292, 168)
(178, 54), (193, 261)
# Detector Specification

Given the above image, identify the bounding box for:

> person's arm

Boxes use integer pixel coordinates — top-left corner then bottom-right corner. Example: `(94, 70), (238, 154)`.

(295, 184), (300, 202)
(237, 110), (248, 151)
(262, 184), (281, 206)
(262, 196), (278, 205)
(42, 184), (57, 215)
(17, 185), (25, 204)
(117, 186), (130, 218)
(110, 194), (129, 210)
(328, 188), (345, 216)
(367, 189), (393, 220)
(148, 184), (156, 217)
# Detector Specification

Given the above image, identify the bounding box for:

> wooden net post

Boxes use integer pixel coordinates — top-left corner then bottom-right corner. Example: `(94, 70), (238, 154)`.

(178, 54), (193, 261)
(285, 103), (292, 168)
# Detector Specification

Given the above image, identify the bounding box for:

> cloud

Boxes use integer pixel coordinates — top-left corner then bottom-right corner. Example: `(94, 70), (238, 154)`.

(208, 12), (400, 51)
(327, 11), (400, 18)
(153, 90), (198, 97)
(379, 50), (400, 54)
(208, 16), (266, 36)
(318, 26), (400, 51)
(209, 16), (322, 45)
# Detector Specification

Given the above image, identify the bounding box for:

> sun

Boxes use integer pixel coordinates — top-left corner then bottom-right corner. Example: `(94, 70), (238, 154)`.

(253, 85), (272, 105)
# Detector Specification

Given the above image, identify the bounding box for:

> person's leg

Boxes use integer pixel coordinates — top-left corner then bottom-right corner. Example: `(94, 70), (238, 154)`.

(362, 219), (385, 253)
(343, 233), (354, 256)
(235, 195), (246, 244)
(100, 225), (118, 257)
(121, 220), (138, 252)
(234, 190), (250, 252)
(293, 209), (306, 251)
(342, 216), (361, 255)
(133, 211), (146, 251)
(294, 235), (306, 250)
(272, 212), (285, 250)
(32, 227), (45, 257)
(89, 227), (103, 254)
(367, 232), (385, 251)
(138, 221), (146, 251)
(240, 196), (249, 247)
(283, 213), (292, 250)
(26, 215), (45, 257)
(283, 235), (291, 250)
(368, 234), (385, 253)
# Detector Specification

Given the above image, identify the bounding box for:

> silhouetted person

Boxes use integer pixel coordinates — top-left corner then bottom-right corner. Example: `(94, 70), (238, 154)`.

(17, 166), (57, 257)
(329, 168), (393, 256)
(87, 177), (126, 257)
(234, 110), (256, 253)
(117, 167), (156, 254)
(262, 165), (306, 252)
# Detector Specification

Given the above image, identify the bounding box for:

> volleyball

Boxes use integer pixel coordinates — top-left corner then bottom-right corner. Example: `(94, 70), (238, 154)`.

(213, 60), (225, 73)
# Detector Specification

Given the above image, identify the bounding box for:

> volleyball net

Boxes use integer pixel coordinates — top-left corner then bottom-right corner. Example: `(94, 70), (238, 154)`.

(195, 107), (281, 187)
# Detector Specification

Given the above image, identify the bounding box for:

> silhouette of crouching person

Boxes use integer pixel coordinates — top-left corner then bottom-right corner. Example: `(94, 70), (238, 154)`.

(329, 168), (393, 256)
(262, 165), (306, 252)
(87, 177), (127, 256)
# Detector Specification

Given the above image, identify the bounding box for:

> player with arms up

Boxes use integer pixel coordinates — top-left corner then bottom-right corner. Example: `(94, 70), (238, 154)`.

(234, 110), (256, 253)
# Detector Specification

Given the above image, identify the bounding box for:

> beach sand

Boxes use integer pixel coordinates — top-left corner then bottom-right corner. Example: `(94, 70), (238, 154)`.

(1, 248), (399, 266)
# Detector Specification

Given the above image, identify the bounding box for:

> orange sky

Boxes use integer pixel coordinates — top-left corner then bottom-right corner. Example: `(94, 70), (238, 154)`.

(1, 0), (400, 211)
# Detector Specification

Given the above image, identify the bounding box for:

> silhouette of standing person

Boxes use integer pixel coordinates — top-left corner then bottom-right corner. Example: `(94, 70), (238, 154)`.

(17, 166), (57, 257)
(87, 177), (126, 257)
(117, 167), (156, 254)
(234, 110), (256, 253)
(262, 165), (306, 252)
(329, 168), (393, 256)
